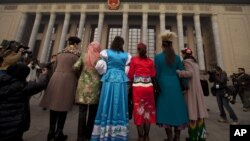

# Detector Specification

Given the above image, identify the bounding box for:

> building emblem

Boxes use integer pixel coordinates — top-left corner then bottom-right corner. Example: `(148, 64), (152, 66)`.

(107, 0), (120, 10)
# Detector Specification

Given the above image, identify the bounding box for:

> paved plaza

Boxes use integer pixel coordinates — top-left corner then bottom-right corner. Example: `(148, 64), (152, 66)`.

(23, 93), (250, 141)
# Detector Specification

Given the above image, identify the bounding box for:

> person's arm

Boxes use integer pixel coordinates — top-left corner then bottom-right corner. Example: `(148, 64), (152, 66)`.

(177, 61), (193, 78)
(127, 57), (135, 81)
(23, 69), (49, 96)
(73, 54), (84, 71)
(125, 53), (132, 75)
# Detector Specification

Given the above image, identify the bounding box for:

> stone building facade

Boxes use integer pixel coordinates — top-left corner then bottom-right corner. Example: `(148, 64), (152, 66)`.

(0, 0), (250, 73)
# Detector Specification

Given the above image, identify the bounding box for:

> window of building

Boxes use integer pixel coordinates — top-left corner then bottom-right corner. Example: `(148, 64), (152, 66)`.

(147, 27), (156, 59)
(183, 26), (187, 36)
(33, 40), (41, 58)
(67, 24), (71, 34)
(166, 25), (172, 32)
(89, 25), (98, 42)
(46, 40), (55, 62)
(128, 26), (141, 57)
(52, 24), (58, 34)
(107, 26), (122, 48)
(38, 24), (45, 33)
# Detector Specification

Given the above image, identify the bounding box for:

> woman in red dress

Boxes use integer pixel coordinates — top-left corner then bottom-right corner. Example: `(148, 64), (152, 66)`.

(128, 43), (156, 141)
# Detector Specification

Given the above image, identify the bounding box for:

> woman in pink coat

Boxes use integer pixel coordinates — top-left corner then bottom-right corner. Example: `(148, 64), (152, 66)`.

(177, 48), (208, 141)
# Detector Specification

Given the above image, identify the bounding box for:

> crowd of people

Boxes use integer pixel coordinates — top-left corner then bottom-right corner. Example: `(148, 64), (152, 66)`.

(0, 31), (249, 141)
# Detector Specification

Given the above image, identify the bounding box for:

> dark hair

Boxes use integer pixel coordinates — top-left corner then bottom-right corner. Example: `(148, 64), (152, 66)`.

(110, 36), (124, 52)
(162, 41), (176, 65)
(183, 54), (197, 62)
(137, 43), (147, 58)
(215, 66), (222, 72)
(7, 64), (30, 81)
(238, 67), (245, 72)
(68, 36), (81, 45)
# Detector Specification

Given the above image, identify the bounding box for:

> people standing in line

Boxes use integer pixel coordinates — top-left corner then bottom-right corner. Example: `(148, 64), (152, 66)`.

(73, 41), (102, 141)
(128, 43), (156, 141)
(40, 36), (81, 141)
(0, 63), (49, 141)
(91, 36), (131, 141)
(154, 31), (188, 141)
(235, 67), (250, 112)
(212, 66), (238, 124)
(177, 48), (208, 141)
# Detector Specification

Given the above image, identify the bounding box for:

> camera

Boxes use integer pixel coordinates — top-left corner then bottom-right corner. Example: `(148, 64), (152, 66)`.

(1, 40), (29, 53)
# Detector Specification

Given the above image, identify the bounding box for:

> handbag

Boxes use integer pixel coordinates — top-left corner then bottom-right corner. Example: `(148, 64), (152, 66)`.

(151, 77), (160, 103)
(179, 77), (188, 91)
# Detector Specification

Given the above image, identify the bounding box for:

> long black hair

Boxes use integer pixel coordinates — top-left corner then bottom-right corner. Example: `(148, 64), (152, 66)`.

(162, 41), (176, 65)
(110, 36), (124, 52)
(137, 43), (147, 58)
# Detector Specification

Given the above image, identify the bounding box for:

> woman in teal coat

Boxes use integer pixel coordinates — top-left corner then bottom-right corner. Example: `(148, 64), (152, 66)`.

(154, 31), (188, 141)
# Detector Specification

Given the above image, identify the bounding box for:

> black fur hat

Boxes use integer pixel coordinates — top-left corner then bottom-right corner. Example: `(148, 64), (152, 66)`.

(68, 36), (81, 45)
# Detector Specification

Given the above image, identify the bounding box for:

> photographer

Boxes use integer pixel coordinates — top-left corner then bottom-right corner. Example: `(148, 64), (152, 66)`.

(0, 64), (49, 141)
(212, 66), (238, 124)
(0, 40), (29, 72)
(235, 68), (250, 112)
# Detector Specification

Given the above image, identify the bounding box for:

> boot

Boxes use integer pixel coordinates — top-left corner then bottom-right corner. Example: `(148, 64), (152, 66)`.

(47, 125), (55, 141)
(54, 129), (68, 141)
(165, 128), (173, 141)
(173, 129), (180, 141)
(137, 137), (144, 141)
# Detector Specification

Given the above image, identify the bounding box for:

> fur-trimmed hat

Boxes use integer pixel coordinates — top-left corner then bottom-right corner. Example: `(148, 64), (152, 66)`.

(160, 31), (177, 47)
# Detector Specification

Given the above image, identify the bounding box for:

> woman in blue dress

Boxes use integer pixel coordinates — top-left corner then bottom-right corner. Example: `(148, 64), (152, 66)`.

(91, 36), (131, 141)
(154, 31), (188, 141)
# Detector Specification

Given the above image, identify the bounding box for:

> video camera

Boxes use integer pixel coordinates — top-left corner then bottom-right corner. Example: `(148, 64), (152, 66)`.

(0, 40), (31, 55)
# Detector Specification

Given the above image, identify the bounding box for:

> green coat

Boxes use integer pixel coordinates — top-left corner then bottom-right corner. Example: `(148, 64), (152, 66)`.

(154, 53), (188, 126)
(74, 54), (101, 104)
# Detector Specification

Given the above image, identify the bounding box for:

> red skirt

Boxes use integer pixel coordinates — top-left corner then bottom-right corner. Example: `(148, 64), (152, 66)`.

(132, 83), (156, 125)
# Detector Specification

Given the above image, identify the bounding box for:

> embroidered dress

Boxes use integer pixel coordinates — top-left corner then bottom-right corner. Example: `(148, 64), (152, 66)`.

(91, 49), (131, 141)
(128, 56), (156, 125)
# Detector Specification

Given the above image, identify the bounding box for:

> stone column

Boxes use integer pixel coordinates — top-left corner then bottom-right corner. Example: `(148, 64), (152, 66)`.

(142, 13), (148, 44)
(96, 12), (104, 42)
(122, 12), (128, 50)
(177, 13), (184, 51)
(212, 14), (224, 68)
(40, 13), (56, 63)
(15, 13), (28, 42)
(194, 14), (205, 70)
(160, 13), (166, 33)
(58, 13), (71, 52)
(28, 13), (42, 51)
(77, 12), (86, 39)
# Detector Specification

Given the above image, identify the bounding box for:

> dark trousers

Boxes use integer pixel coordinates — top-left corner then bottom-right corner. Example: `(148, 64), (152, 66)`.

(3, 132), (23, 141)
(216, 92), (238, 121)
(239, 90), (250, 108)
(77, 104), (98, 141)
(49, 110), (67, 134)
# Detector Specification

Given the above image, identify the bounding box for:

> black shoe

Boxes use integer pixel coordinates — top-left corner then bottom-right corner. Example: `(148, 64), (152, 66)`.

(54, 131), (68, 141)
(47, 130), (55, 141)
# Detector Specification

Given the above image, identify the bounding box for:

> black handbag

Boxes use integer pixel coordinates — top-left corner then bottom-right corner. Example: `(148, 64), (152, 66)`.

(179, 77), (188, 91)
(151, 77), (160, 103)
(128, 83), (133, 120)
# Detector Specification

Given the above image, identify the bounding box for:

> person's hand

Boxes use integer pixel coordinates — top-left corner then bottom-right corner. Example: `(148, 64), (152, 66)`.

(41, 68), (48, 74)
(18, 47), (24, 52)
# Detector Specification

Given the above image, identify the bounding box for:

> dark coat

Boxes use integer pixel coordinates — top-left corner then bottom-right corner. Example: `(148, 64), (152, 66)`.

(0, 73), (48, 141)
